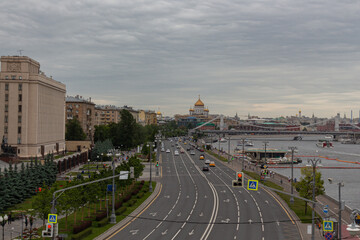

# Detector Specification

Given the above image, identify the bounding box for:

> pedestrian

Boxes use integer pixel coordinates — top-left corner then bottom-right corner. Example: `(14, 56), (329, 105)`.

(25, 215), (28, 228)
(29, 216), (33, 229)
(280, 179), (283, 184)
(288, 177), (291, 182)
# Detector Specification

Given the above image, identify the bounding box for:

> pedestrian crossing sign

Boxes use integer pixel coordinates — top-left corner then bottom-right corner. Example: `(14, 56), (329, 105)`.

(323, 221), (333, 232)
(48, 214), (57, 224)
(247, 180), (258, 191)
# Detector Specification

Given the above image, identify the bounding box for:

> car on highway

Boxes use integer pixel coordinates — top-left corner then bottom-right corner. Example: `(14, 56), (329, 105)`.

(186, 147), (191, 151)
(209, 161), (215, 167)
(166, 149), (170, 153)
(199, 154), (205, 160)
(190, 151), (195, 155)
(202, 165), (209, 171)
(205, 159), (211, 165)
(161, 148), (165, 152)
(174, 150), (179, 156)
(199, 149), (205, 152)
(180, 149), (185, 153)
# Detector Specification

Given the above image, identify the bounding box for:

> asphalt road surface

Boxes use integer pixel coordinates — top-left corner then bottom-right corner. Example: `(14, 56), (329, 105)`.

(106, 140), (301, 240)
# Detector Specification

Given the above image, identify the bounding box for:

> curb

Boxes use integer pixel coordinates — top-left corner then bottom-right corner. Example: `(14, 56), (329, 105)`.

(94, 181), (162, 240)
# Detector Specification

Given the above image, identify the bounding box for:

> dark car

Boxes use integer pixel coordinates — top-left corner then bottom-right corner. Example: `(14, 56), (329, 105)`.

(202, 165), (209, 171)
(199, 149), (205, 152)
(187, 147), (191, 151)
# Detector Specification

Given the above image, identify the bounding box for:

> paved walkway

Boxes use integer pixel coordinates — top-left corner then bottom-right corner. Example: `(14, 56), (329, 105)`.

(209, 148), (360, 240)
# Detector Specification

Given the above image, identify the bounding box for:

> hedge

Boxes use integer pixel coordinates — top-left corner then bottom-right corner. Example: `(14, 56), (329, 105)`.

(73, 221), (92, 234)
(115, 206), (127, 216)
(71, 228), (92, 240)
(95, 211), (107, 221)
(93, 217), (108, 228)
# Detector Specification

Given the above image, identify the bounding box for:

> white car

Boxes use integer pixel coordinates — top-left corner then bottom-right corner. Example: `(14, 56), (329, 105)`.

(190, 151), (195, 155)
(174, 150), (179, 156)
(205, 159), (211, 165)
(166, 149), (170, 153)
(161, 148), (165, 152)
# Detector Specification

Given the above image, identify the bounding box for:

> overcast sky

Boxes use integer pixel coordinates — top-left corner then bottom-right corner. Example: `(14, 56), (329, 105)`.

(1, 0), (360, 118)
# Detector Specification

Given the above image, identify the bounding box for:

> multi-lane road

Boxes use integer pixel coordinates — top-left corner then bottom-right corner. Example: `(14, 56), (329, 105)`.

(107, 140), (302, 240)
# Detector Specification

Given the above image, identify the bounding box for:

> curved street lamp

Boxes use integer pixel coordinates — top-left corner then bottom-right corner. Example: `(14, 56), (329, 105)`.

(0, 214), (8, 240)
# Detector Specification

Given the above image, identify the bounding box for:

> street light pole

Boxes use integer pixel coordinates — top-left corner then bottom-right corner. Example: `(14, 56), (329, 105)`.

(241, 138), (245, 171)
(289, 147), (297, 204)
(147, 142), (154, 193)
(263, 141), (269, 164)
(308, 157), (321, 240)
(328, 178), (344, 240)
(0, 214), (8, 240)
(109, 159), (116, 224)
(227, 136), (230, 164)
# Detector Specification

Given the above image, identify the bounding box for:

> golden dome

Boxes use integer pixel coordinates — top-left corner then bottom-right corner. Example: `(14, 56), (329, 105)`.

(194, 96), (204, 106)
(204, 108), (209, 112)
(157, 111), (161, 115)
(189, 108), (194, 112)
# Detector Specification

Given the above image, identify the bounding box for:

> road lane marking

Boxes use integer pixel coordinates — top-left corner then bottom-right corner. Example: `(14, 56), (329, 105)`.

(105, 184), (163, 240)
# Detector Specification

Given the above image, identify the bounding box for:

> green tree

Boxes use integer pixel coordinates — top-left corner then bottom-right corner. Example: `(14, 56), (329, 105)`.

(66, 118), (86, 141)
(295, 167), (325, 214)
(113, 110), (138, 149)
(32, 188), (53, 226)
(94, 125), (111, 142)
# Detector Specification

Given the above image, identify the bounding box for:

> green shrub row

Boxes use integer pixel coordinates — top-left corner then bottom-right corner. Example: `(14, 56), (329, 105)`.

(71, 228), (92, 240)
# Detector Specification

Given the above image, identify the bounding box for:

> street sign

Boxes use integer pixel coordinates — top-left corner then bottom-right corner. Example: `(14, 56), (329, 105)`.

(356, 213), (360, 224)
(107, 184), (116, 192)
(48, 214), (57, 224)
(119, 171), (129, 180)
(324, 232), (333, 240)
(323, 205), (329, 214)
(247, 180), (258, 191)
(323, 221), (333, 232)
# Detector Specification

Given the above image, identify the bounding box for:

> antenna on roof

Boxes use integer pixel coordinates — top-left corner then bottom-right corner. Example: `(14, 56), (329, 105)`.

(17, 50), (24, 56)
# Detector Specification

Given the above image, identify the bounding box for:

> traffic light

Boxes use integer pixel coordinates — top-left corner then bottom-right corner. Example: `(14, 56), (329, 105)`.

(232, 172), (244, 187)
(156, 161), (159, 167)
(42, 223), (53, 237)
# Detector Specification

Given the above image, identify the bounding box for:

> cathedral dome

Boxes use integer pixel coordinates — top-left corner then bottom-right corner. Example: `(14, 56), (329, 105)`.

(195, 98), (204, 106)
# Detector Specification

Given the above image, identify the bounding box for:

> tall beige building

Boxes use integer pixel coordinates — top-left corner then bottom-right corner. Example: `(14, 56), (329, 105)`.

(0, 56), (66, 158)
(66, 96), (95, 142)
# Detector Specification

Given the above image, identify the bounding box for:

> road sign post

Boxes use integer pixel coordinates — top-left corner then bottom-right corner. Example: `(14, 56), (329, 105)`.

(323, 221), (334, 232)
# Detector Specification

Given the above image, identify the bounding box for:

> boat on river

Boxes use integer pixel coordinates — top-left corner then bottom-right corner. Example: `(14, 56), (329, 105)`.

(242, 148), (301, 164)
(316, 139), (333, 148)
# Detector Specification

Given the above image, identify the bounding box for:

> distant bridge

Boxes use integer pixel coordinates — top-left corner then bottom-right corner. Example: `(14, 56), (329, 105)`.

(198, 130), (360, 136)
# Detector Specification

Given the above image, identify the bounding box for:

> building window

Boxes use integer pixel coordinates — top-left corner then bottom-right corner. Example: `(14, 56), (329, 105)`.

(11, 75), (16, 80)
(18, 116), (22, 123)
(19, 76), (22, 80)
(17, 137), (21, 144)
(5, 76), (8, 80)
(4, 115), (8, 123)
(5, 94), (8, 101)
(18, 105), (22, 112)
(4, 126), (8, 134)
(76, 104), (79, 108)
(18, 84), (22, 91)
(18, 94), (22, 102)
(5, 105), (8, 112)
(18, 126), (21, 134)
(5, 83), (9, 91)
(18, 149), (20, 154)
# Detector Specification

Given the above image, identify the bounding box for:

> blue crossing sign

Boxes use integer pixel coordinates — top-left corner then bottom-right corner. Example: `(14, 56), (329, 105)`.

(247, 180), (258, 191)
(323, 205), (329, 214)
(323, 221), (333, 232)
(48, 214), (58, 224)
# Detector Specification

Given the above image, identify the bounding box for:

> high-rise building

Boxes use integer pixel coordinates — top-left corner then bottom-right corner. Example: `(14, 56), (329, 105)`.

(0, 56), (66, 158)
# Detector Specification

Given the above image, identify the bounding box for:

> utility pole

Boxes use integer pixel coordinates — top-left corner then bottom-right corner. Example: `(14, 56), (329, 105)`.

(241, 138), (245, 171)
(109, 156), (116, 224)
(307, 157), (321, 240)
(227, 136), (230, 164)
(289, 147), (297, 204)
(263, 141), (269, 164)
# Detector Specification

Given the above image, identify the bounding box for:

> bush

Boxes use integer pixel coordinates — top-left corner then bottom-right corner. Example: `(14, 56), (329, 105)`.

(132, 189), (139, 195)
(127, 199), (136, 207)
(73, 221), (92, 234)
(71, 228), (92, 240)
(123, 194), (132, 202)
(115, 200), (123, 210)
(137, 192), (144, 199)
(93, 217), (108, 228)
(115, 206), (127, 216)
(95, 211), (107, 221)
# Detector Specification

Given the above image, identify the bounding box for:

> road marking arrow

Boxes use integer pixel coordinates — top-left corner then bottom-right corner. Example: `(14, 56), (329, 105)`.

(221, 218), (230, 223)
(223, 199), (230, 203)
(199, 212), (203, 217)
(164, 195), (170, 198)
(248, 219), (253, 224)
(177, 212), (181, 217)
(204, 195), (208, 198)
(276, 221), (280, 226)
(189, 229), (194, 235)
(265, 200), (269, 204)
(186, 195), (189, 198)
(221, 190), (226, 193)
(130, 230), (139, 235)
(149, 212), (157, 217)
(257, 191), (260, 194)
(244, 200), (247, 203)
(239, 190), (242, 194)
(162, 230), (168, 235)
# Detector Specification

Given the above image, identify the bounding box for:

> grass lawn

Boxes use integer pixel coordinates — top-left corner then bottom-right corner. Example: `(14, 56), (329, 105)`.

(206, 150), (228, 162)
(55, 152), (75, 159)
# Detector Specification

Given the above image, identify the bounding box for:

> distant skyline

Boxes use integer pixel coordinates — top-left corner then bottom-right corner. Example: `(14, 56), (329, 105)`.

(1, 0), (360, 118)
